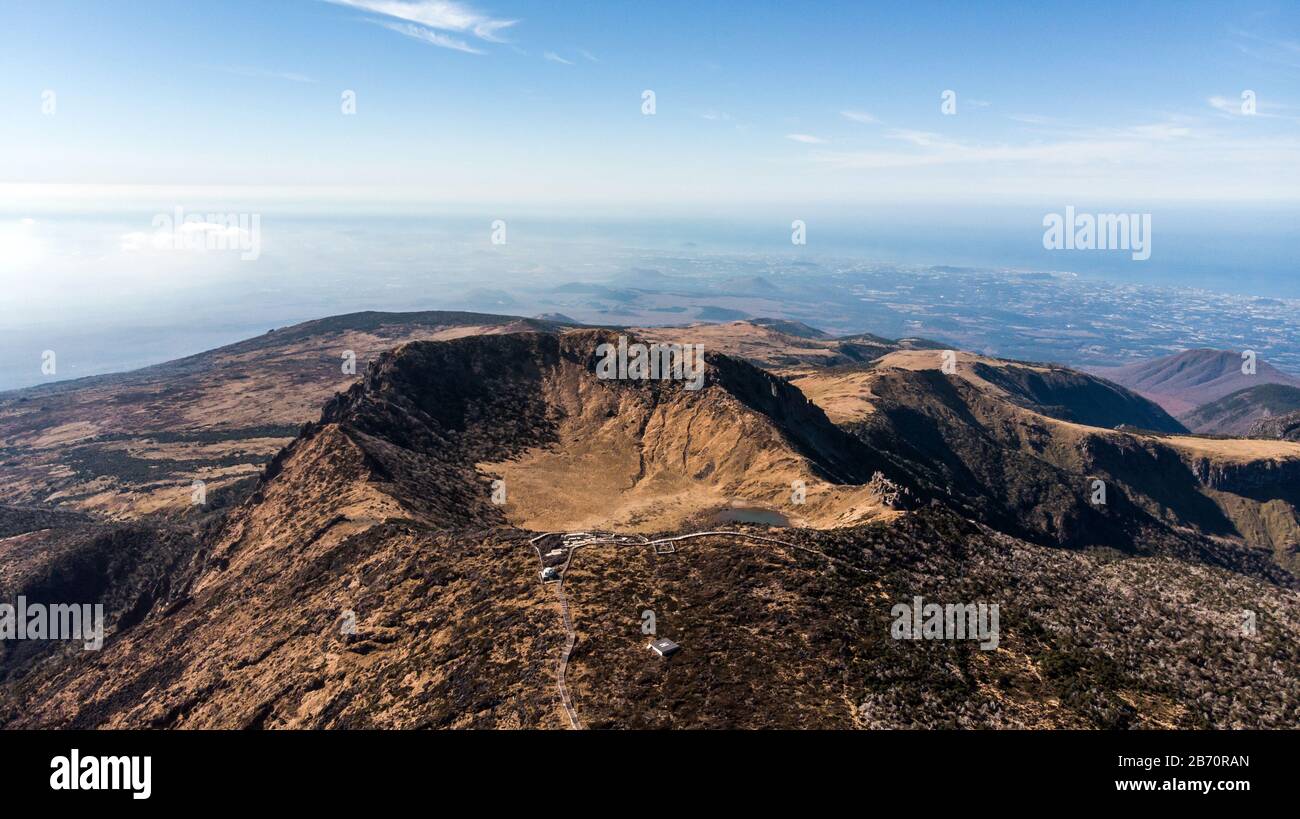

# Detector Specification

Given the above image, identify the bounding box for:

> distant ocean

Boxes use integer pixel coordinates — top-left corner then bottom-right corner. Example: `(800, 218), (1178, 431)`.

(1, 204), (1296, 391)
(577, 204), (1300, 299)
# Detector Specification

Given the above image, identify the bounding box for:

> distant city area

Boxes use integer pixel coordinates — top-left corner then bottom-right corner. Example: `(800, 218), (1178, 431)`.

(836, 264), (1300, 373)
(448, 254), (1300, 376)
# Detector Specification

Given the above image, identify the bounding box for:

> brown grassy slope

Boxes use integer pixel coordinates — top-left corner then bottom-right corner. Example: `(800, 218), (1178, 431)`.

(0, 313), (943, 523)
(0, 521), (563, 728)
(794, 356), (1300, 579)
(0, 328), (884, 727)
(481, 331), (899, 532)
(0, 333), (570, 727)
(634, 320), (940, 372)
(3, 333), (1298, 728)
(1093, 348), (1300, 416)
(560, 513), (1300, 729)
(3, 314), (882, 520)
(0, 311), (565, 518)
(843, 350), (1184, 431)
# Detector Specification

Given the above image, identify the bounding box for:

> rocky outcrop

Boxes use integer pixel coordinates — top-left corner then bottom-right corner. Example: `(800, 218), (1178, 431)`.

(1249, 409), (1300, 442)
(1186, 454), (1300, 494)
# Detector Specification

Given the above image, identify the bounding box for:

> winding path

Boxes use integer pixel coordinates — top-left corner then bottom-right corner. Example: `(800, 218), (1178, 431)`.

(529, 533), (585, 729)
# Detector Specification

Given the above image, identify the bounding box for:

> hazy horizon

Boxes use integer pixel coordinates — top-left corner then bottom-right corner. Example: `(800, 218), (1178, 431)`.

(3, 202), (1298, 391)
(3, 0), (1298, 388)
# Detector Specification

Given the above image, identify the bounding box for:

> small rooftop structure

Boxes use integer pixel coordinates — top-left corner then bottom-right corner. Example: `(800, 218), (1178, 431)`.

(545, 548), (567, 558)
(540, 566), (560, 582)
(648, 638), (680, 658)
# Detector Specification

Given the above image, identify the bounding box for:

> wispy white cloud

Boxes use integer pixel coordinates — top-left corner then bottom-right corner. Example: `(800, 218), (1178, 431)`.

(377, 21), (483, 53)
(840, 110), (878, 125)
(578, 49), (599, 63)
(786, 133), (828, 144)
(884, 129), (944, 147)
(807, 141), (1121, 170)
(324, 0), (518, 53)
(802, 117), (1300, 175)
(1209, 95), (1244, 115)
(1005, 115), (1197, 141)
(1007, 113), (1057, 125)
(1230, 29), (1300, 70)
(543, 51), (573, 65)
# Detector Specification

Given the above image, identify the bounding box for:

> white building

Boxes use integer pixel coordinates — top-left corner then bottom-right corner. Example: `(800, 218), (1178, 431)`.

(648, 638), (680, 657)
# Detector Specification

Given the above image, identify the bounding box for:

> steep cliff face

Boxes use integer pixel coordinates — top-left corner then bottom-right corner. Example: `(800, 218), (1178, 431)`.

(838, 368), (1125, 549)
(0, 310), (572, 519)
(1186, 454), (1300, 494)
(971, 361), (1185, 432)
(806, 362), (1300, 582)
(474, 330), (904, 532)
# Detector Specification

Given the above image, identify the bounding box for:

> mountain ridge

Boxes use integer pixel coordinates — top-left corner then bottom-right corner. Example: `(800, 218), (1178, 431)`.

(1092, 348), (1300, 417)
(1180, 383), (1300, 436)
(3, 326), (1299, 728)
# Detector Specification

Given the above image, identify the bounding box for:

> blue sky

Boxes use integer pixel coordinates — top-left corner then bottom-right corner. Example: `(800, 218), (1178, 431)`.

(2, 0), (1299, 209)
(1, 1), (1298, 389)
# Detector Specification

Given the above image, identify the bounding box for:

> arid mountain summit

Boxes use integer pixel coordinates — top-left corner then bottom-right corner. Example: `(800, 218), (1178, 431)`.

(1, 312), (1297, 728)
